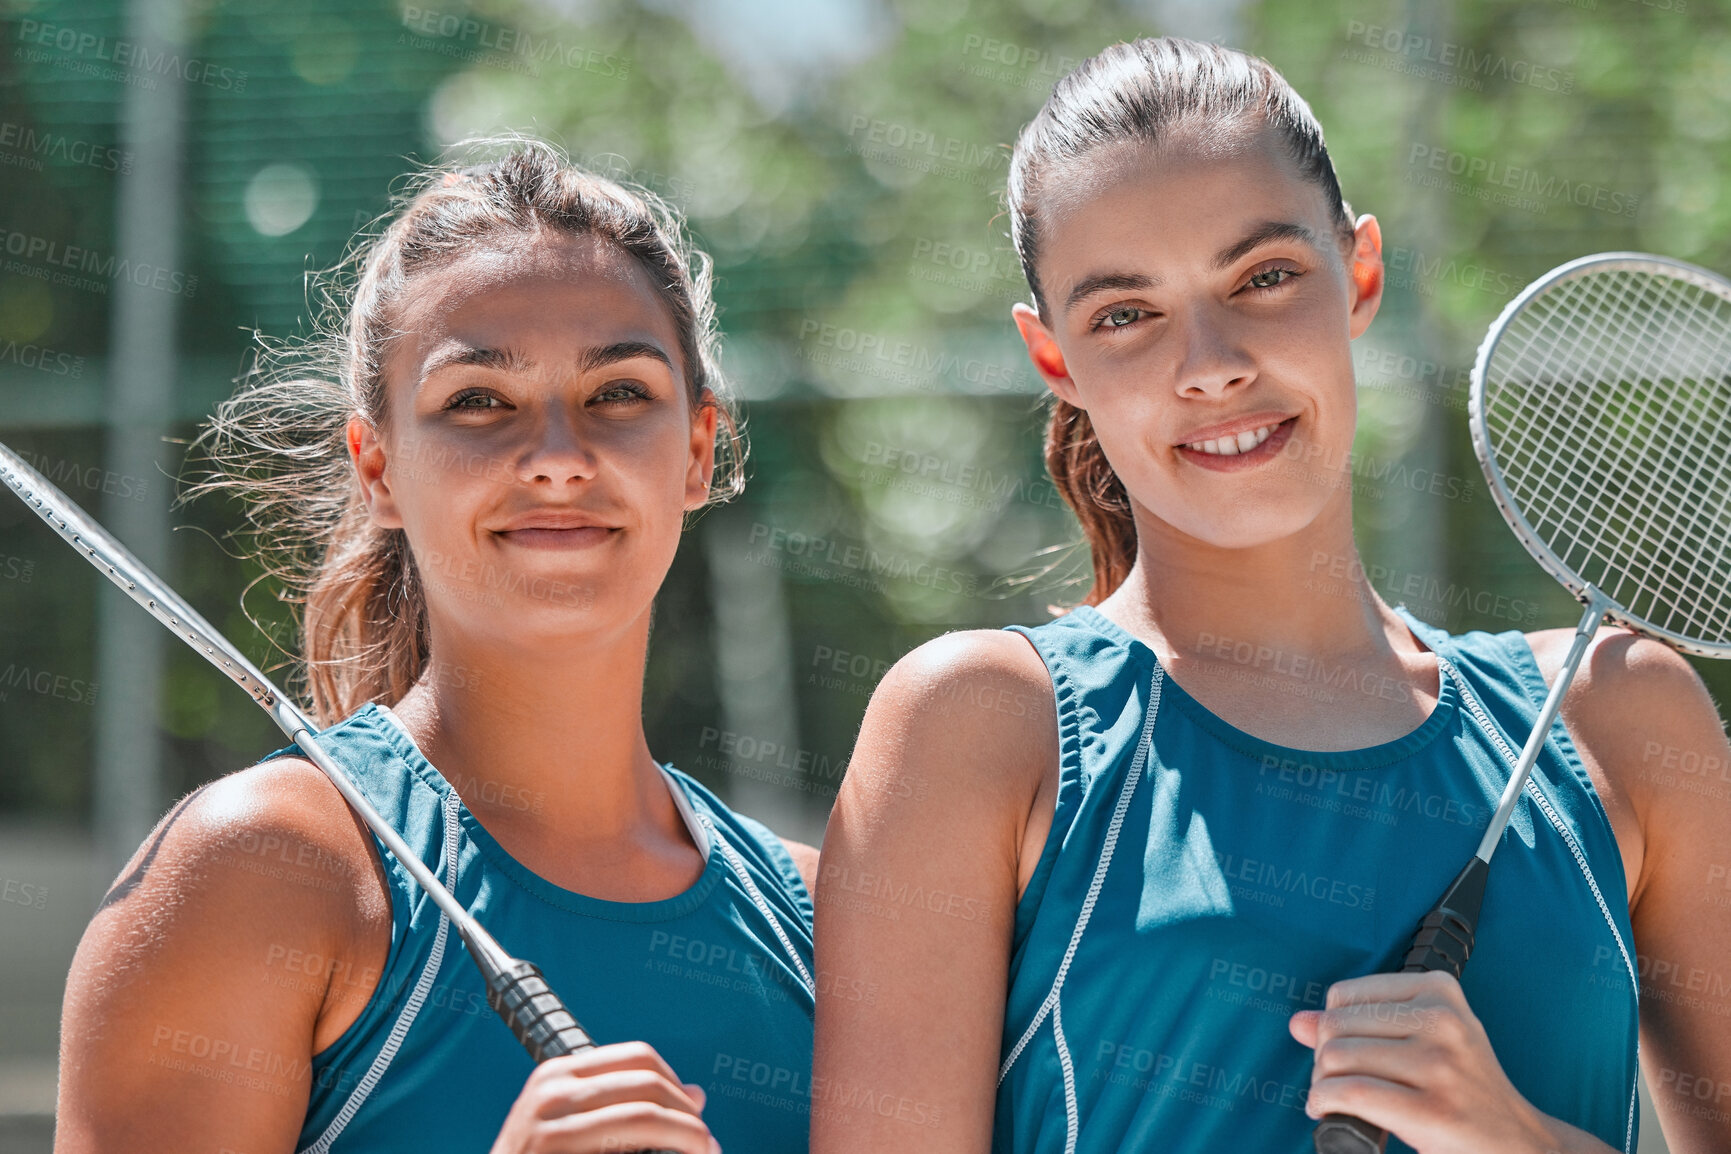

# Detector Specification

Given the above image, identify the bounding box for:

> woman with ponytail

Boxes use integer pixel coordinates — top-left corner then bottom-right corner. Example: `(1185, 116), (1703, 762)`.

(58, 138), (815, 1154)
(813, 37), (1730, 1154)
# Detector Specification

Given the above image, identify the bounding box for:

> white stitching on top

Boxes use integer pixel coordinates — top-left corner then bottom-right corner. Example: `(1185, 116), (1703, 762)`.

(1052, 996), (1079, 1154)
(998, 662), (1165, 1086)
(1437, 655), (1639, 1154)
(299, 791), (462, 1154)
(699, 811), (816, 999)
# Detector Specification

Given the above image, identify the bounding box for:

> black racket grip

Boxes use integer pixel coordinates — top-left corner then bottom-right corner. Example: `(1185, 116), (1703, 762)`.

(1312, 857), (1489, 1154)
(479, 955), (681, 1154)
(483, 956), (597, 1061)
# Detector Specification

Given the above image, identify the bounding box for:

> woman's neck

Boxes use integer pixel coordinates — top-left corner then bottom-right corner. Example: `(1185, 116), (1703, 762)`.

(383, 609), (704, 898)
(1096, 504), (1442, 750)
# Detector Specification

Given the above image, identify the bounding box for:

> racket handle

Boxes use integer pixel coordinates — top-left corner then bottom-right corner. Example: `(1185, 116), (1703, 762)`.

(482, 955), (597, 1061)
(468, 943), (681, 1154)
(1312, 856), (1490, 1154)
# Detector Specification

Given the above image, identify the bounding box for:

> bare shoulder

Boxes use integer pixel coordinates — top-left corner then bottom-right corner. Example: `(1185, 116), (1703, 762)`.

(855, 627), (1055, 786)
(831, 627), (1058, 870)
(1525, 625), (1729, 895)
(72, 754), (391, 1021)
(1526, 625), (1724, 784)
(99, 755), (387, 929)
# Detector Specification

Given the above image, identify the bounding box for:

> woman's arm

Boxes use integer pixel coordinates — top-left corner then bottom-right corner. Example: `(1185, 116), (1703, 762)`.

(56, 760), (721, 1154)
(1543, 629), (1731, 1153)
(56, 759), (390, 1153)
(811, 631), (1057, 1154)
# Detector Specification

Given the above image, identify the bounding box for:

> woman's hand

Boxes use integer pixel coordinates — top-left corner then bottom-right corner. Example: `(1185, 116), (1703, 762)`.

(489, 1042), (720, 1154)
(1289, 971), (1614, 1154)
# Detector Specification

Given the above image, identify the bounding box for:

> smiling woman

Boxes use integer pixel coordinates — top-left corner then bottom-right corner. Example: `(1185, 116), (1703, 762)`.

(55, 139), (817, 1154)
(813, 36), (1731, 1154)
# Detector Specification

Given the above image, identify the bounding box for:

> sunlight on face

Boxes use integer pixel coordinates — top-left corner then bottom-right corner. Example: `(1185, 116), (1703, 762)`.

(1028, 120), (1378, 551)
(357, 231), (715, 652)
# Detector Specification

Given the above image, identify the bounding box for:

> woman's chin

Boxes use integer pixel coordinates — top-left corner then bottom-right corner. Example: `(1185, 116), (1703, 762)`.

(1152, 504), (1336, 554)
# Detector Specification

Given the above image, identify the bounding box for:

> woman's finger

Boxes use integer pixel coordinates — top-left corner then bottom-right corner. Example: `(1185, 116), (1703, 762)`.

(530, 1067), (708, 1121)
(1321, 969), (1464, 1012)
(1309, 1032), (1447, 1088)
(534, 1098), (720, 1154)
(533, 1041), (690, 1090)
(1303, 1070), (1431, 1129)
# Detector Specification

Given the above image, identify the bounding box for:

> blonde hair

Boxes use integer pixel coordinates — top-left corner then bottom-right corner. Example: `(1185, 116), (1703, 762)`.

(188, 136), (744, 724)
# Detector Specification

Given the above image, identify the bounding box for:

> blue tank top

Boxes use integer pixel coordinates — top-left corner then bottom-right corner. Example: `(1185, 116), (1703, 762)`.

(269, 704), (815, 1153)
(994, 605), (1639, 1154)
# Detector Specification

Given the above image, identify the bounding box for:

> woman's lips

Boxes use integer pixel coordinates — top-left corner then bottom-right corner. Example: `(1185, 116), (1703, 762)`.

(495, 525), (616, 549)
(1175, 416), (1298, 472)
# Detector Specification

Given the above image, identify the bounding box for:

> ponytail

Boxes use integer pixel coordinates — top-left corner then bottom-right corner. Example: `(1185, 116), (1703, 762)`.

(1044, 398), (1136, 605)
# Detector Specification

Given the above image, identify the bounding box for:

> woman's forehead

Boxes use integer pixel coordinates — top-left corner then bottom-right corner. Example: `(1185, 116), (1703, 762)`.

(1038, 122), (1307, 238)
(407, 232), (652, 315)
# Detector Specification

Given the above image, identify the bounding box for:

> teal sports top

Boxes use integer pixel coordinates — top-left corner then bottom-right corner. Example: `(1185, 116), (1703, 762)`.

(994, 605), (1639, 1154)
(271, 704), (815, 1153)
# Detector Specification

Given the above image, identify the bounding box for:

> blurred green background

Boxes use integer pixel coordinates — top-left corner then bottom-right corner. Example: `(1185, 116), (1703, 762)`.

(0, 0), (1721, 1146)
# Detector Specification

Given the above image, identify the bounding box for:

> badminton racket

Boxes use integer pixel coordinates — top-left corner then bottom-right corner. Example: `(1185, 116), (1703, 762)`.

(0, 440), (680, 1153)
(1315, 252), (1731, 1152)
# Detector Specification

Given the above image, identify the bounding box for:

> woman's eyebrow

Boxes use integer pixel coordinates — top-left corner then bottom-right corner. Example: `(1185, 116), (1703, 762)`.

(576, 340), (675, 374)
(419, 342), (530, 381)
(418, 339), (675, 384)
(1063, 221), (1320, 314)
(1211, 220), (1318, 269)
(1065, 272), (1159, 314)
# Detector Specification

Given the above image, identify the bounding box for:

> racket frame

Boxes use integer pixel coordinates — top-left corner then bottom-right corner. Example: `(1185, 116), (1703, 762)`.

(1468, 250), (1731, 660)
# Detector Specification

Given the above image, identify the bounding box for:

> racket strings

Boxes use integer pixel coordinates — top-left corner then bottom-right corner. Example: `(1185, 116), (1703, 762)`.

(1497, 278), (1731, 637)
(1482, 265), (1731, 646)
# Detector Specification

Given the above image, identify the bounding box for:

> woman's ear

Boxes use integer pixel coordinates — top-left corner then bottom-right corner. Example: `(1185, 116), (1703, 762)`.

(685, 391), (720, 510)
(1347, 213), (1384, 339)
(349, 415), (404, 529)
(1012, 303), (1082, 407)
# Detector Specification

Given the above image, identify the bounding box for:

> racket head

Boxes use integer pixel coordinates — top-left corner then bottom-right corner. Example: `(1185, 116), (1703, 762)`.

(1470, 251), (1731, 659)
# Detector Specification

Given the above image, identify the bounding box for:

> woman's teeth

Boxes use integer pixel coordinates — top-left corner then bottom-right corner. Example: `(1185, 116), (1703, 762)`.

(1183, 423), (1280, 456)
